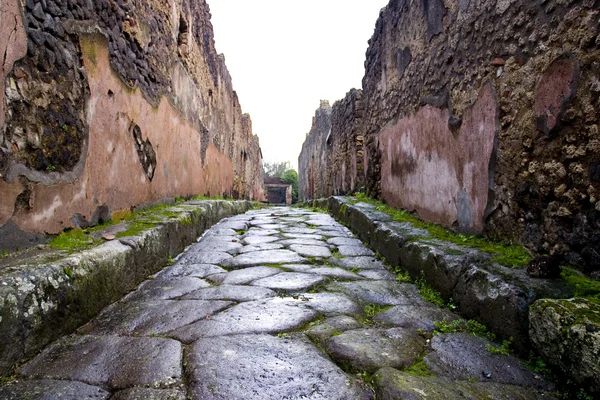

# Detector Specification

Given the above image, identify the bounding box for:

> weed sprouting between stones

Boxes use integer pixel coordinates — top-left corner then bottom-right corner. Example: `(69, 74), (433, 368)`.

(414, 273), (445, 308)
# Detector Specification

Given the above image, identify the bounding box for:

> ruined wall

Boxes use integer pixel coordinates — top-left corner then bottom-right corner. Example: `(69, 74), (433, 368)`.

(1, 0), (265, 247)
(299, 0), (600, 274)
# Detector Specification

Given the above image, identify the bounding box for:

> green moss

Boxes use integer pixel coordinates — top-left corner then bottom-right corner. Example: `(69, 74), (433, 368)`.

(235, 229), (247, 235)
(331, 248), (343, 259)
(48, 229), (100, 251)
(405, 361), (434, 377)
(414, 274), (445, 307)
(561, 267), (600, 304)
(331, 330), (343, 337)
(352, 193), (531, 268)
(486, 338), (513, 355)
(364, 304), (392, 318)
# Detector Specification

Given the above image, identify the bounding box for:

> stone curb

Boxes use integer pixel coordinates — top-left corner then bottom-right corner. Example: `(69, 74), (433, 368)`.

(313, 196), (573, 355)
(0, 200), (253, 376)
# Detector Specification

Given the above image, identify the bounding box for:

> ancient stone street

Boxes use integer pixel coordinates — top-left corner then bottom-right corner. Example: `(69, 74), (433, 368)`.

(0, 208), (557, 399)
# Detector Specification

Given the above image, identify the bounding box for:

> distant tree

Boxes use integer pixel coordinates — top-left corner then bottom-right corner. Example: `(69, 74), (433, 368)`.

(280, 169), (298, 203)
(263, 161), (291, 178)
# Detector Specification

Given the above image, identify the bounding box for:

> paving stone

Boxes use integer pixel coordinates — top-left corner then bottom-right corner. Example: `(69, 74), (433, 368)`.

(242, 235), (280, 245)
(176, 251), (232, 265)
(328, 281), (429, 307)
(280, 226), (318, 234)
(222, 250), (307, 268)
(205, 273), (227, 284)
(277, 238), (327, 246)
(376, 305), (462, 332)
(279, 263), (314, 272)
(221, 266), (282, 285)
(327, 237), (363, 246)
(125, 277), (211, 300)
(181, 285), (276, 302)
(282, 233), (324, 240)
(305, 315), (363, 344)
(325, 328), (425, 373)
(307, 267), (362, 280)
(337, 245), (375, 257)
(78, 300), (231, 336)
(295, 292), (363, 316)
(305, 219), (337, 226)
(158, 263), (227, 278)
(251, 272), (324, 292)
(236, 243), (284, 254)
(19, 335), (181, 390)
(0, 379), (110, 399)
(289, 244), (332, 257)
(214, 221), (248, 231)
(329, 256), (388, 270)
(186, 240), (242, 254)
(357, 269), (397, 280)
(424, 333), (552, 389)
(251, 223), (283, 230)
(111, 388), (186, 400)
(169, 298), (318, 342)
(246, 227), (280, 235)
(374, 368), (554, 400)
(185, 334), (370, 400)
(201, 228), (238, 237)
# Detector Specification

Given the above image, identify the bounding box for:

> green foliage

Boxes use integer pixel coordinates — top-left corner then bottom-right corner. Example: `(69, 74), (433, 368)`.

(405, 361), (434, 377)
(433, 319), (464, 335)
(263, 160), (292, 178)
(466, 319), (494, 340)
(46, 164), (57, 171)
(486, 338), (513, 355)
(414, 273), (445, 307)
(63, 267), (73, 278)
(331, 248), (343, 259)
(364, 304), (391, 318)
(48, 229), (99, 251)
(352, 193), (532, 268)
(561, 267), (600, 304)
(166, 256), (175, 266)
(0, 250), (9, 258)
(280, 169), (299, 203)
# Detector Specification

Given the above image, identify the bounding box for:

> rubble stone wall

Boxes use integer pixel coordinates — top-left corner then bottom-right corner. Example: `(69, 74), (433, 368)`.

(299, 0), (600, 274)
(1, 0), (265, 247)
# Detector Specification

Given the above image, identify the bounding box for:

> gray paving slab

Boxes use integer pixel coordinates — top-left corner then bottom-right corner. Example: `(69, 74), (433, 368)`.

(185, 334), (370, 400)
(236, 243), (285, 254)
(19, 335), (181, 390)
(0, 380), (110, 399)
(251, 272), (324, 292)
(327, 237), (363, 246)
(125, 277), (211, 300)
(78, 300), (231, 336)
(169, 298), (318, 342)
(111, 388), (186, 400)
(282, 233), (324, 240)
(242, 235), (280, 245)
(337, 245), (375, 257)
(305, 316), (362, 343)
(329, 256), (388, 270)
(221, 266), (282, 285)
(185, 240), (242, 254)
(221, 249), (307, 268)
(277, 238), (327, 246)
(158, 263), (227, 278)
(294, 292), (363, 316)
(376, 305), (463, 332)
(307, 266), (362, 280)
(176, 251), (233, 265)
(289, 244), (332, 257)
(328, 280), (430, 307)
(181, 285), (276, 302)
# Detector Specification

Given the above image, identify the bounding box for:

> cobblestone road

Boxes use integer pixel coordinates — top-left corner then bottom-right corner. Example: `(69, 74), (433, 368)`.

(0, 207), (556, 399)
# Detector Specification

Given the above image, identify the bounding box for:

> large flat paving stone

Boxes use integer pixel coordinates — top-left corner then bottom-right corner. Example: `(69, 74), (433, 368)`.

(125, 277), (211, 301)
(325, 328), (425, 373)
(0, 379), (110, 399)
(376, 305), (463, 332)
(181, 285), (276, 302)
(185, 334), (370, 400)
(158, 263), (227, 278)
(236, 243), (284, 254)
(251, 272), (324, 292)
(307, 266), (362, 280)
(246, 227), (280, 235)
(289, 244), (332, 258)
(374, 368), (555, 400)
(78, 300), (231, 336)
(169, 298), (318, 342)
(330, 256), (387, 270)
(242, 235), (280, 245)
(282, 233), (324, 240)
(277, 238), (327, 246)
(295, 292), (363, 316)
(175, 251), (232, 265)
(305, 316), (362, 344)
(424, 333), (552, 389)
(19, 335), (182, 390)
(337, 245), (375, 257)
(221, 250), (306, 268)
(280, 226), (318, 234)
(213, 221), (248, 231)
(186, 240), (242, 254)
(327, 237), (363, 246)
(221, 266), (282, 285)
(111, 388), (186, 400)
(357, 269), (397, 280)
(328, 281), (429, 307)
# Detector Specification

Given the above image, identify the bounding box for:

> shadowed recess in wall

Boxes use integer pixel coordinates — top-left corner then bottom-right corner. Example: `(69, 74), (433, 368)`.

(131, 123), (157, 181)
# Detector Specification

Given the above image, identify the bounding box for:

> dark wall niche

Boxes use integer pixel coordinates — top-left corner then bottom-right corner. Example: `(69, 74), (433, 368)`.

(131, 123), (157, 181)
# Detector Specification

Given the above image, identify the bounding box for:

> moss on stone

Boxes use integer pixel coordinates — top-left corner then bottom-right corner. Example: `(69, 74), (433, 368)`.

(560, 267), (600, 305)
(352, 193), (532, 268)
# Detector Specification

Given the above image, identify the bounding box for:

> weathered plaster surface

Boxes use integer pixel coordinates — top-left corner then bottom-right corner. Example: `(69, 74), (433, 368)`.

(1, 35), (234, 234)
(0, 0), (27, 135)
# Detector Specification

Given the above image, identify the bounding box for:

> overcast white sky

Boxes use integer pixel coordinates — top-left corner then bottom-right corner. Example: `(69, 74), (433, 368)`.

(208, 0), (389, 170)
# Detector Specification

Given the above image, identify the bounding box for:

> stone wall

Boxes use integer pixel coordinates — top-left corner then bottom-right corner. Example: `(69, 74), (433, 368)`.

(0, 0), (265, 248)
(299, 0), (600, 275)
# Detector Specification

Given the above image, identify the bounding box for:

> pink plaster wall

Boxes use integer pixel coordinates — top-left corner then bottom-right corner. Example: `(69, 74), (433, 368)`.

(1, 35), (235, 234)
(379, 83), (498, 233)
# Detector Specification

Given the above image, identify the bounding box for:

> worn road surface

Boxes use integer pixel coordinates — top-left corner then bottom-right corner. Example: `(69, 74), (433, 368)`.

(0, 207), (556, 399)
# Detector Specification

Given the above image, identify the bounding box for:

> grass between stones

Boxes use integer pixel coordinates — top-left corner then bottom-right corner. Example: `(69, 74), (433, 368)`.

(560, 267), (600, 304)
(352, 193), (531, 268)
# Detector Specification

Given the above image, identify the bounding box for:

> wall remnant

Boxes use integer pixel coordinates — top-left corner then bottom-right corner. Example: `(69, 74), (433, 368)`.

(299, 0), (600, 275)
(0, 0), (265, 244)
